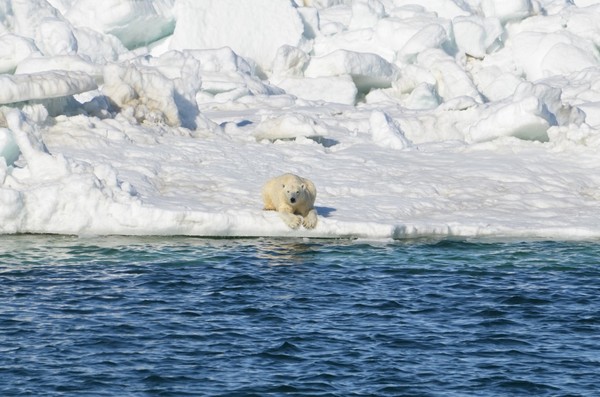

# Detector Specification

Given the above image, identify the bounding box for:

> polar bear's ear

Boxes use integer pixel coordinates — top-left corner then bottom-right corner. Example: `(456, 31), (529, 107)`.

(282, 184), (286, 188)
(301, 183), (305, 189)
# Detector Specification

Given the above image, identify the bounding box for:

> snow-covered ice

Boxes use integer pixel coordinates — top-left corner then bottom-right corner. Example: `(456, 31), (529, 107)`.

(1, 0), (600, 240)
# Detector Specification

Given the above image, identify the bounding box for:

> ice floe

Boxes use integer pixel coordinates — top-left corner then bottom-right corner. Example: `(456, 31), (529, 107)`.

(1, 0), (600, 240)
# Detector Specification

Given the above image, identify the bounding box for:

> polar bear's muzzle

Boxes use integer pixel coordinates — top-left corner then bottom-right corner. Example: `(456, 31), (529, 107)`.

(290, 197), (297, 204)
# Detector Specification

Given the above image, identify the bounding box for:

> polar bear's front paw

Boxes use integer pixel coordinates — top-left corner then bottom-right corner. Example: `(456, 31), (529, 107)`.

(281, 213), (303, 229)
(302, 210), (318, 229)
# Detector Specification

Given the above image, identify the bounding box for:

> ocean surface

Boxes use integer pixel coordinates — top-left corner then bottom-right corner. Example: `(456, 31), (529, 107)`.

(1, 235), (599, 396)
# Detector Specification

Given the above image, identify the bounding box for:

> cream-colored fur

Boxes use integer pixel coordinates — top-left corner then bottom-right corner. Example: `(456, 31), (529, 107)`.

(262, 173), (317, 229)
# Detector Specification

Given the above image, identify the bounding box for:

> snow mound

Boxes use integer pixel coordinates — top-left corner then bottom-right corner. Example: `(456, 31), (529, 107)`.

(481, 0), (533, 24)
(0, 34), (40, 74)
(253, 113), (327, 141)
(0, 71), (97, 104)
(102, 63), (181, 127)
(170, 0), (305, 73)
(369, 111), (412, 150)
(274, 75), (357, 105)
(512, 31), (599, 81)
(305, 50), (398, 93)
(65, 0), (175, 49)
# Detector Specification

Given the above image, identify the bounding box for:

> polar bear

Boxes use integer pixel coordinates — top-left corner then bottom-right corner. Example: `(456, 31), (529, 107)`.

(262, 173), (318, 229)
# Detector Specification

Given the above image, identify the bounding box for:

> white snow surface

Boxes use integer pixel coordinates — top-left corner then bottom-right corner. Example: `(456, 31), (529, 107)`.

(1, 0), (600, 240)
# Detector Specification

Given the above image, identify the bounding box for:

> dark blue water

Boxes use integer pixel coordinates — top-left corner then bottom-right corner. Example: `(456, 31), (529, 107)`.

(1, 236), (599, 396)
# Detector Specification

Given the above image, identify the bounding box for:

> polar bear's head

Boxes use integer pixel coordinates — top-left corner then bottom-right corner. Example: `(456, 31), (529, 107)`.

(281, 180), (308, 206)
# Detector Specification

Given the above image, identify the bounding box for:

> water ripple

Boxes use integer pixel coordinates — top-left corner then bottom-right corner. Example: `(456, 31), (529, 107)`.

(1, 237), (599, 396)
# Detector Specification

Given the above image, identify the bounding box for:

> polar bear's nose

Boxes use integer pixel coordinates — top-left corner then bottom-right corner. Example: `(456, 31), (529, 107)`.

(290, 197), (296, 204)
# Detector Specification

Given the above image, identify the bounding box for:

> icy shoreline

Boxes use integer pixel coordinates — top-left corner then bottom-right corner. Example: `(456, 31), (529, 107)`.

(1, 0), (600, 240)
